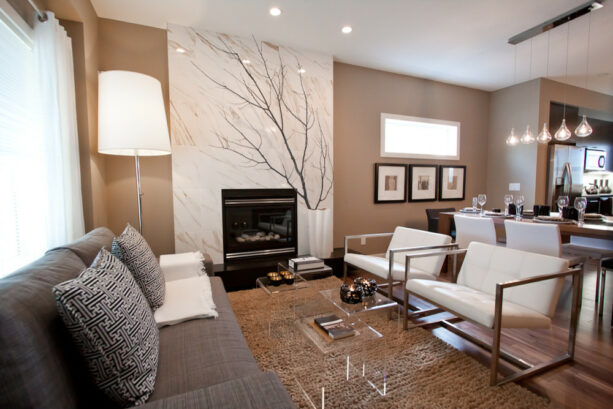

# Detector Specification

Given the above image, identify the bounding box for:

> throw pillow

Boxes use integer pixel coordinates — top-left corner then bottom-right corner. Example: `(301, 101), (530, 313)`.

(115, 224), (165, 309)
(52, 249), (159, 407)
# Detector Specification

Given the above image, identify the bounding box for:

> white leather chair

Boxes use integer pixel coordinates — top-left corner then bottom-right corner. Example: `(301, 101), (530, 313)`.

(454, 215), (497, 249)
(405, 242), (581, 386)
(344, 227), (454, 315)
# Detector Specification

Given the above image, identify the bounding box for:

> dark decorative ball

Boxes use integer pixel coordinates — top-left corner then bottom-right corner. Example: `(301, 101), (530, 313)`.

(354, 277), (378, 297)
(340, 283), (363, 304)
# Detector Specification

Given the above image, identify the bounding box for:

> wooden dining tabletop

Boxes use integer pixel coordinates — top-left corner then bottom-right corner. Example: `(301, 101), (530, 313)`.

(438, 211), (613, 240)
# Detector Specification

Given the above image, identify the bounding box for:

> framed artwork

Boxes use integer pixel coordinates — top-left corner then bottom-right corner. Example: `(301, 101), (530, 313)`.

(374, 163), (407, 203)
(439, 165), (466, 201)
(408, 165), (438, 201)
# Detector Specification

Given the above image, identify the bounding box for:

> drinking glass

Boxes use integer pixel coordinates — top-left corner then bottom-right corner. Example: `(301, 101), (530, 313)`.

(472, 197), (478, 211)
(557, 195), (569, 217)
(504, 194), (513, 216)
(477, 194), (487, 216)
(574, 197), (587, 226)
(514, 195), (525, 221)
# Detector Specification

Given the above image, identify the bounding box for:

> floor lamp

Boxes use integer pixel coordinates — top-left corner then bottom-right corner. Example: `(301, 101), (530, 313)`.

(98, 70), (171, 234)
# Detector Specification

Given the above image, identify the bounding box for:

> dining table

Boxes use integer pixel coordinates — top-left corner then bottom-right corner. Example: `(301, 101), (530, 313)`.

(437, 211), (613, 241)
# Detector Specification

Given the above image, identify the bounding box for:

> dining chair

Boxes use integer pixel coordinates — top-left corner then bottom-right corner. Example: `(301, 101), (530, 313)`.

(562, 236), (613, 315)
(425, 208), (456, 237)
(601, 259), (612, 324)
(504, 220), (585, 307)
(454, 214), (497, 249)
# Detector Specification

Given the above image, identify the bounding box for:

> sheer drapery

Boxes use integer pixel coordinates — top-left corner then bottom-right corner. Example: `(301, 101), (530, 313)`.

(0, 11), (84, 277)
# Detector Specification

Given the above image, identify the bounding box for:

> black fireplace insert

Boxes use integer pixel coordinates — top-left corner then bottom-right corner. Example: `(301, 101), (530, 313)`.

(221, 189), (297, 263)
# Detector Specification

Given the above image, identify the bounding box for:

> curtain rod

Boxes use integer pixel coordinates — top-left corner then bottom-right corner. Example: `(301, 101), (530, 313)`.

(26, 0), (47, 22)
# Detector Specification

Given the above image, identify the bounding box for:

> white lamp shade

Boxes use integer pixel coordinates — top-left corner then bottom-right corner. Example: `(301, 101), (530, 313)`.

(98, 70), (171, 156)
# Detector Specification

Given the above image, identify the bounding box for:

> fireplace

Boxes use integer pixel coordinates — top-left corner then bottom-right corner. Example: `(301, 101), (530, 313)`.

(222, 189), (297, 263)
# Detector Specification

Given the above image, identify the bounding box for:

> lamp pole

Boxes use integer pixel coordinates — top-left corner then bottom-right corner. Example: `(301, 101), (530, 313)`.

(135, 155), (143, 234)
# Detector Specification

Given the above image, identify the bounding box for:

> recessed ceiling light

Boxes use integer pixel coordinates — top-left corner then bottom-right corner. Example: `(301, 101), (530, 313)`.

(298, 68), (306, 74)
(341, 26), (352, 34)
(176, 47), (186, 53)
(242, 59), (251, 64)
(269, 7), (281, 16)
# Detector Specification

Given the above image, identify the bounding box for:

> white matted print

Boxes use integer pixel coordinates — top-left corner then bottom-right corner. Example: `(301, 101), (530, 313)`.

(409, 165), (437, 201)
(439, 165), (466, 201)
(375, 164), (407, 203)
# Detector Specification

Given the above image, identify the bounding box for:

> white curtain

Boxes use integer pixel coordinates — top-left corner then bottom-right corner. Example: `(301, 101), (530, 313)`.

(34, 12), (84, 247)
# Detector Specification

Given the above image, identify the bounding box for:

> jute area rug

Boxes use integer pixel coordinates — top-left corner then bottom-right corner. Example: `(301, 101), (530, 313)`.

(228, 276), (550, 409)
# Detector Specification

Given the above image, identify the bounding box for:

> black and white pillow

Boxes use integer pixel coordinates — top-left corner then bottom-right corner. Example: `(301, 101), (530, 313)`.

(53, 249), (159, 407)
(115, 224), (165, 309)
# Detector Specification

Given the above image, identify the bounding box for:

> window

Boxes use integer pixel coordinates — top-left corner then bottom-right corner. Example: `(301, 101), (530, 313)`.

(380, 113), (460, 160)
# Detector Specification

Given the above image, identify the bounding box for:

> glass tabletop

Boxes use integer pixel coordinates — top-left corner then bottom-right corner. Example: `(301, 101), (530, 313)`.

(319, 288), (398, 316)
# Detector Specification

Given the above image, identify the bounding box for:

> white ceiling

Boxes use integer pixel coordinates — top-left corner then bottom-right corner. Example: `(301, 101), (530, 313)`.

(91, 0), (613, 96)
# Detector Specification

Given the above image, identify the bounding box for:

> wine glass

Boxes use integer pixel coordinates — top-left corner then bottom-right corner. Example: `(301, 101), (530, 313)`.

(574, 197), (587, 226)
(504, 194), (513, 216)
(477, 194), (487, 216)
(557, 195), (569, 218)
(472, 197), (478, 211)
(514, 195), (525, 221)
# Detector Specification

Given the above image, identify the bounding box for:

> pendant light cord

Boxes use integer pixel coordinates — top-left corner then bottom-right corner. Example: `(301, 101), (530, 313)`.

(563, 19), (570, 119)
(585, 13), (592, 89)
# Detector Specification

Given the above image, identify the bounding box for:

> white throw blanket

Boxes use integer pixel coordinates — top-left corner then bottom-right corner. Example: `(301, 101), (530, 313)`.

(154, 275), (218, 327)
(159, 251), (206, 282)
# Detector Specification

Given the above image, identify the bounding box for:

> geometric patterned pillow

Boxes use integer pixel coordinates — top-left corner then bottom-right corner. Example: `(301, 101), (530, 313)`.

(115, 224), (165, 309)
(52, 249), (159, 407)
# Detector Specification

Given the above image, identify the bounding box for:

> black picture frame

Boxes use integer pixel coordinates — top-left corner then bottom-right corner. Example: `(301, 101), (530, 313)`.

(408, 165), (438, 202)
(374, 163), (407, 203)
(438, 165), (466, 201)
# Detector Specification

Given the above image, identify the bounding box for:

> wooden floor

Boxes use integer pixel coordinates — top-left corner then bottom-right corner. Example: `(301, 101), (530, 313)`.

(346, 261), (613, 409)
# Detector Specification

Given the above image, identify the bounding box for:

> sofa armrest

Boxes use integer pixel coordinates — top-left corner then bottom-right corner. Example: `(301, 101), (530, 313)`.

(137, 372), (295, 409)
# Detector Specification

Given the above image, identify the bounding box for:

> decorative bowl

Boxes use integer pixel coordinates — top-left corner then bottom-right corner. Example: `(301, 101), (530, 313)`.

(354, 277), (377, 297)
(340, 283), (363, 304)
(283, 273), (295, 285)
(269, 274), (283, 286)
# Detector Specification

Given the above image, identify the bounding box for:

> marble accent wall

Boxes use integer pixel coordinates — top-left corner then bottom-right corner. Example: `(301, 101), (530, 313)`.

(168, 25), (333, 263)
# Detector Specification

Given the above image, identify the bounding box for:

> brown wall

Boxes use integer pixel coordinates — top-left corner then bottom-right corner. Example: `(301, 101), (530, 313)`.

(333, 62), (490, 248)
(485, 79), (541, 209)
(98, 18), (175, 256)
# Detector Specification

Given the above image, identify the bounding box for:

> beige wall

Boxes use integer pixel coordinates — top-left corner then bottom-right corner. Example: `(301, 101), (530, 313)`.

(485, 79), (541, 209)
(536, 78), (613, 204)
(333, 62), (490, 248)
(98, 18), (175, 256)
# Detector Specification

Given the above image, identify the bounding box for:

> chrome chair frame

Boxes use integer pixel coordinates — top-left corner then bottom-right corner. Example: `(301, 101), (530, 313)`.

(402, 248), (581, 386)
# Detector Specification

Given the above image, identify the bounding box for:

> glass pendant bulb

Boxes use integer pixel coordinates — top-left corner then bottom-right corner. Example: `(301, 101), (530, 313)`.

(554, 118), (572, 141)
(537, 122), (552, 144)
(505, 127), (519, 146)
(574, 115), (593, 137)
(520, 125), (535, 144)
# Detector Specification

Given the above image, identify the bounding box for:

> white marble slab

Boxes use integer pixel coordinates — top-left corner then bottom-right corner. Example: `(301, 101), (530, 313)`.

(168, 26), (333, 263)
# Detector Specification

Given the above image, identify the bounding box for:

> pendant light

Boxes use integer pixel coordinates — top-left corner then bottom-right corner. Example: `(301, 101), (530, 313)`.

(537, 31), (552, 144)
(575, 13), (593, 137)
(520, 125), (536, 144)
(506, 128), (520, 146)
(505, 47), (520, 146)
(537, 122), (553, 143)
(554, 20), (572, 141)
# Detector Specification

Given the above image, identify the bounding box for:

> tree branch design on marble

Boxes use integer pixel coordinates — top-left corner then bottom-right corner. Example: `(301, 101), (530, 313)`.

(191, 34), (332, 210)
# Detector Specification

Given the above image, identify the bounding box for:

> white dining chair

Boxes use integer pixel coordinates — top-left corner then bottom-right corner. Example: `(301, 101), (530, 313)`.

(562, 236), (613, 316)
(454, 215), (497, 249)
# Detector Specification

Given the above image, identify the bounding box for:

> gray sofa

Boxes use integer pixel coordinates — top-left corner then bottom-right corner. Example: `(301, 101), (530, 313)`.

(0, 228), (295, 409)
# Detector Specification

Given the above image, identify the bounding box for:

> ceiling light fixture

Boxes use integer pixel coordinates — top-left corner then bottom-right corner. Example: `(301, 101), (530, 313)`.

(176, 47), (186, 53)
(298, 68), (306, 74)
(269, 7), (281, 16)
(342, 26), (352, 34)
(242, 59), (251, 64)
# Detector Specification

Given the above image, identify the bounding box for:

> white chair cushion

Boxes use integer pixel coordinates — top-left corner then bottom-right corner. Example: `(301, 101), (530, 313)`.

(504, 220), (562, 257)
(406, 279), (552, 329)
(386, 226), (452, 275)
(344, 253), (435, 282)
(457, 242), (567, 318)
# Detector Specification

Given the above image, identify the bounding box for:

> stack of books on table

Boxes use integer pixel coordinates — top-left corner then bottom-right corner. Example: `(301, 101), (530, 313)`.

(313, 315), (356, 340)
(288, 256), (325, 271)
